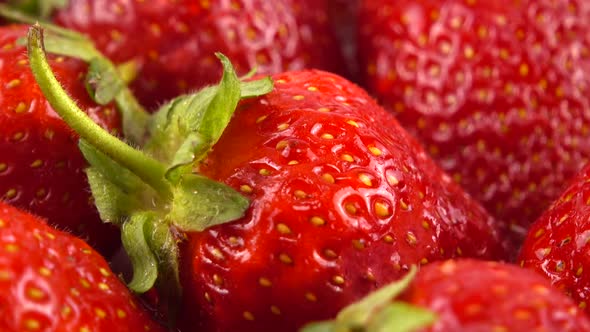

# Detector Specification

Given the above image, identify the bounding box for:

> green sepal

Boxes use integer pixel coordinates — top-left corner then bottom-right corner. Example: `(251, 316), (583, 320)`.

(79, 139), (146, 193)
(85, 168), (143, 225)
(145, 53), (240, 173)
(84, 56), (150, 144)
(337, 267), (417, 326)
(145, 53), (273, 177)
(298, 322), (334, 332)
(122, 212), (159, 293)
(145, 221), (182, 325)
(27, 26), (274, 326)
(5, 0), (67, 18)
(165, 132), (207, 184)
(366, 303), (437, 332)
(86, 57), (125, 105)
(240, 65), (259, 80)
(116, 59), (140, 86)
(169, 174), (250, 232)
(122, 211), (182, 308)
(21, 25), (94, 61)
(302, 266), (437, 332)
(80, 140), (147, 224)
(114, 89), (151, 145)
(37, 0), (67, 18)
(240, 77), (274, 98)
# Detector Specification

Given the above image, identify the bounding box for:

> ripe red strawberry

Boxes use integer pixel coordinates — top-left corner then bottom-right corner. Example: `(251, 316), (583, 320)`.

(304, 259), (590, 332)
(358, 0), (590, 240)
(179, 70), (512, 331)
(0, 201), (166, 331)
(38, 0), (346, 109)
(27, 25), (511, 332)
(519, 162), (590, 313)
(0, 24), (121, 255)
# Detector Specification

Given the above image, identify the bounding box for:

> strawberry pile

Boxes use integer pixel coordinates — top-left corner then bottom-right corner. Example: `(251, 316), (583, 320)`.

(0, 1), (590, 332)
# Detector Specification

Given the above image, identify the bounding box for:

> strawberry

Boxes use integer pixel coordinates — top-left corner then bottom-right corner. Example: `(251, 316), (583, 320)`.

(0, 24), (125, 255)
(27, 25), (511, 331)
(178, 69), (512, 332)
(11, 0), (347, 109)
(0, 201), (166, 331)
(358, 0), (590, 241)
(519, 162), (590, 313)
(304, 259), (590, 332)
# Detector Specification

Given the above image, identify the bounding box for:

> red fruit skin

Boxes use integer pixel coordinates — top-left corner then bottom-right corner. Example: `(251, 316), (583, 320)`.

(0, 25), (121, 255)
(401, 259), (590, 332)
(519, 163), (590, 314)
(53, 0), (346, 109)
(0, 201), (165, 332)
(358, 0), (590, 239)
(178, 70), (511, 332)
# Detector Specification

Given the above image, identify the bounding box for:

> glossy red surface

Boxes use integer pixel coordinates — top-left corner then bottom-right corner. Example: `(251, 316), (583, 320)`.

(0, 25), (121, 255)
(179, 70), (510, 331)
(520, 162), (590, 315)
(402, 259), (590, 331)
(0, 202), (165, 331)
(54, 0), (346, 109)
(358, 0), (590, 241)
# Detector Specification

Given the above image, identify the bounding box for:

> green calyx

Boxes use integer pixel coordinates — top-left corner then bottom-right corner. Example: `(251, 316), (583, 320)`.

(27, 24), (273, 307)
(301, 266), (437, 332)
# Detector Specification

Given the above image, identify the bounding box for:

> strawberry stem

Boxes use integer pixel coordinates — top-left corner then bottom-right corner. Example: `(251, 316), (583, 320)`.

(27, 25), (173, 198)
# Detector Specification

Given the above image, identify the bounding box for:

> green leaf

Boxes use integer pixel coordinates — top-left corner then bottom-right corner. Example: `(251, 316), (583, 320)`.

(367, 303), (437, 332)
(169, 174), (250, 232)
(122, 212), (159, 293)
